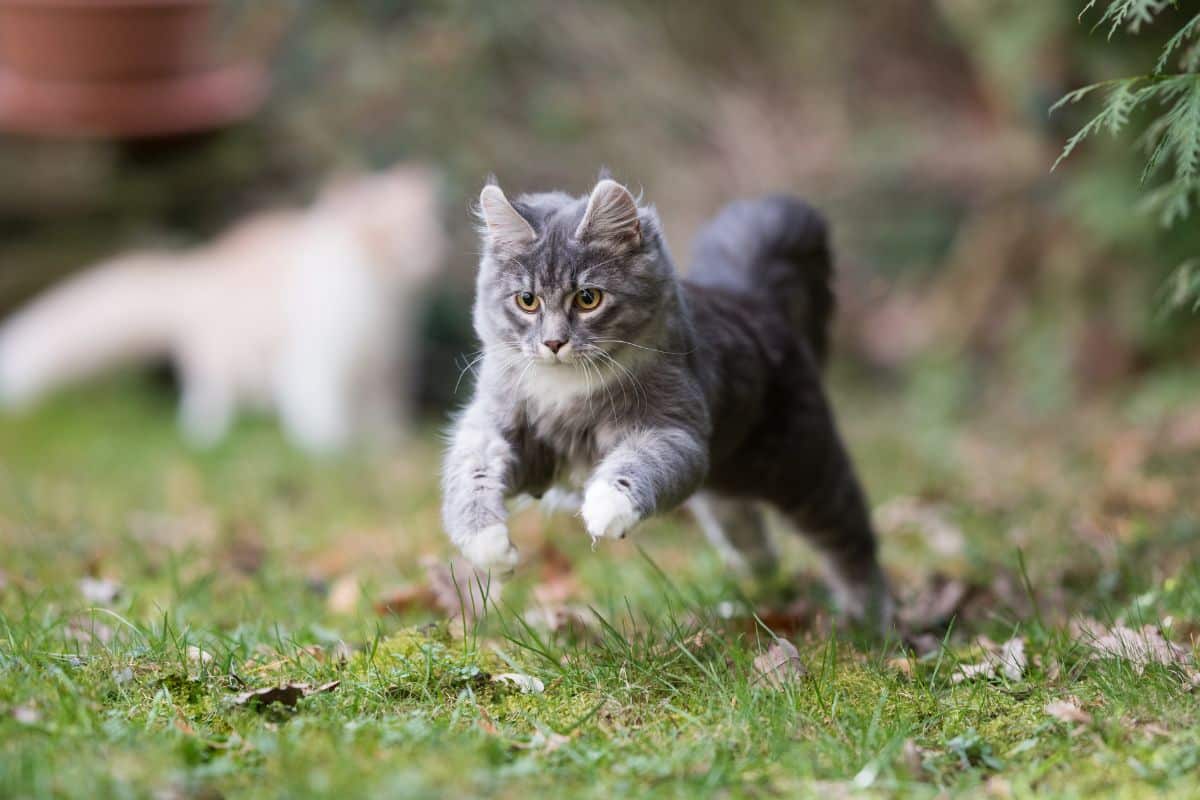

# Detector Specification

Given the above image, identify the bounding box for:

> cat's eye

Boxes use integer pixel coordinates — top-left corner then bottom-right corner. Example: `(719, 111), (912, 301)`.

(515, 292), (541, 312)
(574, 288), (603, 311)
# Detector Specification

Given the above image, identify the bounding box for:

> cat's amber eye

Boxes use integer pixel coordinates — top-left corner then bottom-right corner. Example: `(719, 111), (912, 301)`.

(515, 292), (541, 312)
(574, 288), (603, 311)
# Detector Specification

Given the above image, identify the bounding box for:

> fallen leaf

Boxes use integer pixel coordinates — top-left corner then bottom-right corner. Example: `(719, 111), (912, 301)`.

(1044, 698), (1092, 725)
(492, 673), (545, 694)
(231, 681), (340, 711)
(1072, 620), (1194, 676)
(531, 542), (581, 607)
(517, 729), (571, 754)
(78, 577), (122, 606)
(752, 639), (807, 688)
(186, 645), (214, 665)
(11, 704), (41, 724)
(876, 496), (966, 558)
(373, 582), (438, 616)
(952, 637), (1026, 684)
(522, 604), (598, 639)
(225, 521), (266, 575)
(329, 640), (354, 664)
(900, 574), (970, 631)
(327, 574), (364, 614)
(65, 616), (114, 648)
(423, 556), (502, 623)
(901, 738), (931, 777)
(753, 598), (819, 637)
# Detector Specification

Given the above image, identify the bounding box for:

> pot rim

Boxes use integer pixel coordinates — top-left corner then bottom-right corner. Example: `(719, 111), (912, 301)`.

(0, 1), (212, 9)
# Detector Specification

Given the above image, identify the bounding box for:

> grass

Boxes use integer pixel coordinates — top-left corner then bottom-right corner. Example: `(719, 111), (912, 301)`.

(1, 372), (1199, 799)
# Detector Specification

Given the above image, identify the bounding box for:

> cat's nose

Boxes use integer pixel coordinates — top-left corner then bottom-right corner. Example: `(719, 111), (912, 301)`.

(543, 339), (565, 354)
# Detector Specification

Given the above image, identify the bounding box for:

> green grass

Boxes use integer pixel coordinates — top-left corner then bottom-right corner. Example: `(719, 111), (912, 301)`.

(2, 375), (1199, 799)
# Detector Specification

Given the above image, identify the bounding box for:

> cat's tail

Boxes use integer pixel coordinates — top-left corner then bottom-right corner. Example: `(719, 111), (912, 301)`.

(687, 195), (833, 366)
(0, 254), (187, 408)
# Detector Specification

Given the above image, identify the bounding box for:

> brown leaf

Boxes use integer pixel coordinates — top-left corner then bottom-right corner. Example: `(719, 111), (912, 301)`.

(422, 556), (501, 622)
(876, 496), (965, 558)
(78, 576), (122, 606)
(753, 598), (818, 637)
(491, 673), (544, 694)
(225, 521), (266, 575)
(327, 574), (363, 615)
(900, 574), (970, 631)
(11, 704), (41, 725)
(1044, 698), (1092, 725)
(752, 639), (807, 688)
(65, 616), (115, 648)
(1072, 619), (1193, 676)
(231, 681), (340, 711)
(186, 645), (214, 665)
(523, 604), (598, 638)
(951, 637), (1026, 684)
(373, 582), (438, 617)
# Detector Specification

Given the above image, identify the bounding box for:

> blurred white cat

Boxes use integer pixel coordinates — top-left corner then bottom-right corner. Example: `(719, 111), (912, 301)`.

(0, 164), (446, 453)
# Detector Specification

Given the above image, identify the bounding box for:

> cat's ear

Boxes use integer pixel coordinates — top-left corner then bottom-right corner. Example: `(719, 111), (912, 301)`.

(479, 184), (536, 250)
(575, 179), (641, 249)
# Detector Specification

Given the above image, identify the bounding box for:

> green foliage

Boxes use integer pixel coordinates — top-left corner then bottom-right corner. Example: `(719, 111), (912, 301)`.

(1055, 2), (1200, 311)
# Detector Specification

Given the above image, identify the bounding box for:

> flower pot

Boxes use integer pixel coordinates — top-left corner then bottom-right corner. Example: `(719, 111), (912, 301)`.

(0, 0), (268, 138)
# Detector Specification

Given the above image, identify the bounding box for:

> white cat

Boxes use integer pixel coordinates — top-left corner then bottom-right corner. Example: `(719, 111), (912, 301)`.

(0, 164), (446, 453)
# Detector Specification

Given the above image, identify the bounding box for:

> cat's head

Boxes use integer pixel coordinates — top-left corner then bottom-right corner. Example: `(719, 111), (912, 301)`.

(473, 177), (677, 367)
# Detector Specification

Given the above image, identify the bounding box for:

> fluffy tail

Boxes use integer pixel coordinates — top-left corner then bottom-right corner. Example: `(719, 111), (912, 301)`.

(0, 255), (186, 408)
(687, 195), (834, 365)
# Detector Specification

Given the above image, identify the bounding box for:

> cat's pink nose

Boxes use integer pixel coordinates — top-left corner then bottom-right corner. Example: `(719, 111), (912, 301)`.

(543, 339), (565, 354)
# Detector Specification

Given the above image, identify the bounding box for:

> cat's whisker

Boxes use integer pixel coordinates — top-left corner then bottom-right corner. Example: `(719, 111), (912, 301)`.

(594, 338), (694, 357)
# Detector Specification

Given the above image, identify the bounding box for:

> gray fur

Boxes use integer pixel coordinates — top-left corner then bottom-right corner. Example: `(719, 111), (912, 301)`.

(442, 178), (891, 626)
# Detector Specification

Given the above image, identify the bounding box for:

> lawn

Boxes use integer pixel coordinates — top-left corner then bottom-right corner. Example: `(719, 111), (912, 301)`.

(1, 368), (1198, 799)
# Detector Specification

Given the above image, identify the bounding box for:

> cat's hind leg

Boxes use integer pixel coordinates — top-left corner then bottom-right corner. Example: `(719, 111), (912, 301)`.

(687, 493), (777, 578)
(766, 418), (894, 631)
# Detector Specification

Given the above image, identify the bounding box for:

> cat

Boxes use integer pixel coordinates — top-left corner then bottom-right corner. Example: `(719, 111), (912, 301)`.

(441, 175), (892, 626)
(0, 164), (446, 453)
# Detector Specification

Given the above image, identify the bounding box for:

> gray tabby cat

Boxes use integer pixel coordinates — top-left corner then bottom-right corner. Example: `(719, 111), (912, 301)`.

(442, 176), (892, 626)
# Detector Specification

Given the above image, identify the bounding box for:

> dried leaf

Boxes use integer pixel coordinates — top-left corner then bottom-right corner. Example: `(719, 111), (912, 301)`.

(1072, 619), (1193, 675)
(492, 673), (544, 694)
(373, 582), (438, 616)
(900, 574), (970, 631)
(327, 574), (363, 614)
(78, 577), (121, 606)
(11, 704), (41, 725)
(951, 637), (1026, 684)
(186, 645), (214, 665)
(65, 616), (114, 648)
(753, 598), (818, 637)
(876, 496), (966, 558)
(423, 556), (501, 622)
(225, 521), (265, 575)
(231, 681), (340, 711)
(752, 639), (807, 688)
(1044, 698), (1092, 725)
(523, 604), (598, 638)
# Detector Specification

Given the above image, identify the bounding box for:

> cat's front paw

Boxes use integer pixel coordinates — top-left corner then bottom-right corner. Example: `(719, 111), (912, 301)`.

(460, 524), (519, 573)
(581, 482), (639, 541)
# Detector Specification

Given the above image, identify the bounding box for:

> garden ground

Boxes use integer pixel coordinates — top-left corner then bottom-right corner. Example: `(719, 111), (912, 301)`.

(2, 364), (1199, 799)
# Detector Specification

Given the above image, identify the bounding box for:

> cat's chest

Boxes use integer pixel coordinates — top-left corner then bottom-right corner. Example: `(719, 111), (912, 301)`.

(514, 365), (620, 472)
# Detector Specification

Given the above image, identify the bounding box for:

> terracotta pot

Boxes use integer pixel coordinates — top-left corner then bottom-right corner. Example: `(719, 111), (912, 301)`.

(0, 0), (268, 138)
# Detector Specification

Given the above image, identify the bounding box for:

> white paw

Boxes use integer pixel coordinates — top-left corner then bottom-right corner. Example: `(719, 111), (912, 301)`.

(460, 524), (519, 573)
(581, 482), (639, 541)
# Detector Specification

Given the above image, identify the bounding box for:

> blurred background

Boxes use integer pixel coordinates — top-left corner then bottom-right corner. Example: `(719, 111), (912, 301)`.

(0, 0), (1196, 618)
(2, 1), (1198, 414)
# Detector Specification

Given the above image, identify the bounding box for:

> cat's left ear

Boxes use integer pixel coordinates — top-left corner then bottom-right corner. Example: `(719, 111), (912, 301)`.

(575, 179), (641, 249)
(479, 184), (536, 252)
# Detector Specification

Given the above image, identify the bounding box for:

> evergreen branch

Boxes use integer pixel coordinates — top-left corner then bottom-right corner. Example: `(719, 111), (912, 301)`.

(1155, 12), (1200, 74)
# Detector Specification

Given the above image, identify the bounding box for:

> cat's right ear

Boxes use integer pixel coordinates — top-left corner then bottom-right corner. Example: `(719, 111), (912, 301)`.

(478, 185), (536, 252)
